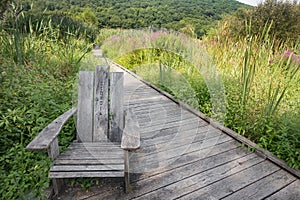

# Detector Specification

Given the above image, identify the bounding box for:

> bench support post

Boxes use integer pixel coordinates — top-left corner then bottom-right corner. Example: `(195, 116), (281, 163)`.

(124, 150), (130, 193)
(48, 137), (62, 197)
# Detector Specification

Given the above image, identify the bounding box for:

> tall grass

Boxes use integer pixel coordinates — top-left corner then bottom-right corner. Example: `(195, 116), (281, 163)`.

(205, 22), (300, 168)
(101, 28), (300, 169)
(0, 7), (92, 199)
(102, 29), (227, 121)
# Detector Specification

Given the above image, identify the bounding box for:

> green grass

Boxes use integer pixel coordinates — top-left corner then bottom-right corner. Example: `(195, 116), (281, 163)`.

(0, 10), (92, 199)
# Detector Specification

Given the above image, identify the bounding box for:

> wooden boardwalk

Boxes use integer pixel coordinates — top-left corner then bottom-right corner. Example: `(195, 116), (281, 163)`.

(60, 50), (300, 199)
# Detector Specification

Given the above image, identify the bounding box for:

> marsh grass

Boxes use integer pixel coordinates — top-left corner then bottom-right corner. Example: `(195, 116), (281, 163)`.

(102, 27), (300, 169)
(205, 22), (299, 168)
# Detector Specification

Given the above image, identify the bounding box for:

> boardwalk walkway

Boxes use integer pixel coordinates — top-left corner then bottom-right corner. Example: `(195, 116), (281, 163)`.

(59, 50), (300, 199)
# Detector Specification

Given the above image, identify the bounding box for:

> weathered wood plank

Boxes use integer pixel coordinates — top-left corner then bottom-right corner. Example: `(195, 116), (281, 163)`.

(131, 134), (232, 170)
(68, 142), (120, 147)
(57, 154), (124, 159)
(136, 108), (190, 117)
(179, 162), (281, 200)
(50, 165), (124, 172)
(222, 170), (296, 200)
(138, 113), (194, 126)
(265, 180), (300, 200)
(132, 140), (241, 182)
(54, 159), (124, 165)
(26, 108), (77, 150)
(77, 71), (94, 142)
(138, 124), (220, 150)
(126, 99), (172, 108)
(138, 125), (224, 150)
(131, 153), (262, 199)
(49, 171), (124, 178)
(139, 119), (207, 142)
(121, 109), (140, 150)
(94, 66), (109, 142)
(66, 145), (122, 150)
(59, 150), (124, 157)
(110, 72), (124, 142)
(48, 137), (60, 159)
(133, 105), (185, 116)
(63, 143), (123, 151)
(124, 151), (130, 193)
(125, 98), (169, 105)
(134, 129), (225, 160)
(140, 118), (202, 134)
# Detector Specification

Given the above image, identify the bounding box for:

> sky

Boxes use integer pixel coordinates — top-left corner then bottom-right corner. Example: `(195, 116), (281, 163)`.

(236, 0), (300, 6)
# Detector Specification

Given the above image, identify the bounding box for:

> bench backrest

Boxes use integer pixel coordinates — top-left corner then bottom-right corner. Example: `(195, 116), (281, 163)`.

(77, 66), (124, 143)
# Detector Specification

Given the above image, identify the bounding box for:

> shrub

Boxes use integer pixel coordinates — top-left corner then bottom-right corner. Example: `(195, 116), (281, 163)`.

(219, 0), (300, 43)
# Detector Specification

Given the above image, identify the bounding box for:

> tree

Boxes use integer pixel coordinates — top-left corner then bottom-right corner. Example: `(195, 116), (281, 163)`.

(79, 8), (98, 27)
(252, 0), (300, 40)
(222, 0), (300, 42)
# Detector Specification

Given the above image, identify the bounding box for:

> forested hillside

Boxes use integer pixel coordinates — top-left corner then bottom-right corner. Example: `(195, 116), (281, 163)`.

(18, 0), (248, 36)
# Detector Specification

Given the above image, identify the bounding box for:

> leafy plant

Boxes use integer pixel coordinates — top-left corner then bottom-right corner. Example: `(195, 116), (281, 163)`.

(0, 4), (92, 199)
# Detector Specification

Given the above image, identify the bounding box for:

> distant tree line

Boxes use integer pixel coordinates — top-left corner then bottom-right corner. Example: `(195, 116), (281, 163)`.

(15, 0), (248, 37)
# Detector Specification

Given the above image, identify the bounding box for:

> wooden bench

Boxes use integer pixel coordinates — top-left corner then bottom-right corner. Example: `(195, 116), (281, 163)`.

(26, 66), (140, 197)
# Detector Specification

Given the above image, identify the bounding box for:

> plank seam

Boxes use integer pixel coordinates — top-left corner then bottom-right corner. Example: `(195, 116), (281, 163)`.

(218, 169), (282, 200)
(174, 160), (272, 200)
(132, 154), (262, 198)
(260, 179), (298, 200)
(132, 144), (241, 182)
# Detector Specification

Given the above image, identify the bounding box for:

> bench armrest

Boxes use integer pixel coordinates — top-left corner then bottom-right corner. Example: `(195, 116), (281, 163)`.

(26, 108), (77, 151)
(121, 109), (140, 150)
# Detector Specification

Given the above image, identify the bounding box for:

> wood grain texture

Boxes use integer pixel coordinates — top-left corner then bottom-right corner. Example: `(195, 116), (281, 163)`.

(131, 142), (243, 182)
(121, 109), (140, 150)
(178, 161), (280, 200)
(50, 165), (124, 171)
(49, 171), (124, 178)
(265, 180), (300, 200)
(109, 72), (124, 142)
(222, 170), (296, 200)
(124, 151), (130, 193)
(132, 153), (262, 199)
(55, 159), (124, 165)
(77, 71), (94, 142)
(48, 137), (60, 160)
(26, 108), (77, 150)
(94, 66), (109, 142)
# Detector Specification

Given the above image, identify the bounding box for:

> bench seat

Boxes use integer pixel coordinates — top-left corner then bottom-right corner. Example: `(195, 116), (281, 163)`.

(49, 142), (124, 178)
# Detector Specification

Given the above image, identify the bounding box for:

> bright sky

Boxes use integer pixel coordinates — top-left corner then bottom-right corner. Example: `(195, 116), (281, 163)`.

(236, 0), (300, 6)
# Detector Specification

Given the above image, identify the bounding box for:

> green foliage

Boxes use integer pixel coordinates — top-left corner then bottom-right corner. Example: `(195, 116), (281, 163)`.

(18, 0), (248, 38)
(77, 8), (98, 28)
(0, 0), (12, 18)
(2, 10), (97, 43)
(0, 6), (92, 199)
(219, 0), (300, 42)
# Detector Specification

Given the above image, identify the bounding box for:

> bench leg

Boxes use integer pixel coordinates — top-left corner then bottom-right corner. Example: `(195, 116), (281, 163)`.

(52, 178), (63, 197)
(124, 150), (130, 193)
